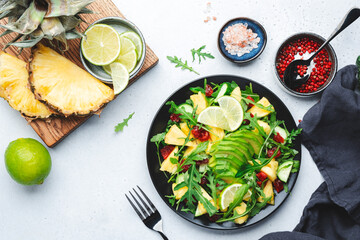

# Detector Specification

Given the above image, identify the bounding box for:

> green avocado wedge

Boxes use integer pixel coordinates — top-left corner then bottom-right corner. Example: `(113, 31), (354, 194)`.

(217, 140), (252, 161)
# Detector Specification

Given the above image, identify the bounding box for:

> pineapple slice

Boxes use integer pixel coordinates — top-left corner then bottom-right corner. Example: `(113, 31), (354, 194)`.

(190, 92), (207, 115)
(253, 120), (271, 135)
(230, 86), (242, 102)
(194, 187), (217, 217)
(172, 183), (188, 200)
(0, 52), (52, 118)
(234, 202), (249, 224)
(247, 97), (274, 118)
(258, 180), (275, 205)
(165, 125), (197, 147)
(29, 44), (114, 116)
(160, 146), (179, 174)
(261, 159), (279, 182)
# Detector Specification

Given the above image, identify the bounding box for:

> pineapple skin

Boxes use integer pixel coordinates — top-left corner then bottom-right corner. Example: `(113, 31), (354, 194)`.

(29, 44), (115, 116)
(0, 51), (53, 119)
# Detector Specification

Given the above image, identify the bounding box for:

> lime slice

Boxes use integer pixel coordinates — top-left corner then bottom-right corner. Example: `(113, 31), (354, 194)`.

(217, 96), (244, 131)
(198, 106), (230, 131)
(119, 36), (136, 55)
(109, 62), (129, 95)
(220, 183), (251, 211)
(117, 49), (137, 73)
(81, 24), (121, 66)
(277, 161), (293, 183)
(121, 31), (143, 60)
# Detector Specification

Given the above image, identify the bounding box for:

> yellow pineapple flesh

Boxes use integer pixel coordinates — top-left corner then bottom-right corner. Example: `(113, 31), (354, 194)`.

(0, 52), (52, 119)
(29, 44), (114, 116)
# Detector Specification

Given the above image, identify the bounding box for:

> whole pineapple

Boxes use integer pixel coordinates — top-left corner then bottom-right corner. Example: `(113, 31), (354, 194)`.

(0, 0), (94, 51)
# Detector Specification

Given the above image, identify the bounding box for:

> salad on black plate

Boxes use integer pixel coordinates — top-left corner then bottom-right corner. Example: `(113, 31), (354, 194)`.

(151, 80), (301, 224)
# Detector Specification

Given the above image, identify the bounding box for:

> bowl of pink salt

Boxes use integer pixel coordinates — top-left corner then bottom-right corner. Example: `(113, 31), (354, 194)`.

(218, 17), (267, 64)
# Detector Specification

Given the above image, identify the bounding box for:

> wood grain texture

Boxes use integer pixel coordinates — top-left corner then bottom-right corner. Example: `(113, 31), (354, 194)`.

(0, 0), (158, 147)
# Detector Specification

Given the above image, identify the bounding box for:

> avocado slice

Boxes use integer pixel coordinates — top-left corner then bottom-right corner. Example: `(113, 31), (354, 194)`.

(213, 152), (244, 169)
(232, 131), (264, 145)
(229, 135), (262, 156)
(217, 140), (252, 161)
(226, 136), (255, 156)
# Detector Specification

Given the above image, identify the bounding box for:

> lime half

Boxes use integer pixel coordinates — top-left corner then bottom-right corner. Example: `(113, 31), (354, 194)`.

(110, 62), (129, 95)
(220, 183), (251, 211)
(277, 161), (293, 183)
(81, 24), (121, 66)
(217, 96), (244, 131)
(120, 31), (143, 60)
(198, 106), (230, 131)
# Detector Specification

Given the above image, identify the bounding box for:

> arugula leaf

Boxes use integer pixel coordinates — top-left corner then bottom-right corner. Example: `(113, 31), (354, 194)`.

(194, 185), (217, 216)
(167, 56), (199, 75)
(235, 148), (279, 178)
(170, 157), (178, 164)
(241, 84), (260, 102)
(287, 128), (302, 144)
(150, 132), (166, 143)
(249, 196), (271, 217)
(166, 101), (198, 126)
(166, 195), (176, 206)
(291, 160), (300, 173)
(284, 183), (289, 193)
(190, 86), (205, 94)
(207, 172), (218, 203)
(191, 45), (215, 63)
(115, 112), (134, 132)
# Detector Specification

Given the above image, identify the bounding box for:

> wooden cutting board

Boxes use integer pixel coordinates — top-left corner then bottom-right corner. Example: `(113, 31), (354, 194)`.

(0, 0), (159, 148)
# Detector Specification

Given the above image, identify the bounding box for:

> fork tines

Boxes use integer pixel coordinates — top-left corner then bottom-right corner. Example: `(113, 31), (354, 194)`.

(125, 186), (157, 220)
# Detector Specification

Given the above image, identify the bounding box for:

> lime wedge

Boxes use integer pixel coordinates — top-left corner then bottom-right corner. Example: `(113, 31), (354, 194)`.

(220, 183), (251, 211)
(197, 106), (230, 131)
(217, 96), (244, 131)
(277, 161), (293, 183)
(81, 24), (121, 66)
(120, 31), (143, 60)
(109, 62), (129, 95)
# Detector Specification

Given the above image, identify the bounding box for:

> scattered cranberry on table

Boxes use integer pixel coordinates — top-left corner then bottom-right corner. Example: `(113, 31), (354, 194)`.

(276, 37), (332, 93)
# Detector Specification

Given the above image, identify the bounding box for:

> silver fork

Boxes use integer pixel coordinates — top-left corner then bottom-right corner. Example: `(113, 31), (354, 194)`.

(125, 186), (169, 240)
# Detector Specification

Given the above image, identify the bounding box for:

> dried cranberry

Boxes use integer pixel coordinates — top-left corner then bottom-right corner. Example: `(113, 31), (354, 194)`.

(246, 96), (255, 108)
(181, 164), (191, 173)
(196, 158), (209, 166)
(242, 119), (250, 125)
(273, 132), (285, 143)
(170, 113), (181, 122)
(205, 84), (213, 97)
(191, 126), (210, 142)
(256, 171), (268, 182)
(160, 145), (175, 159)
(200, 176), (208, 185)
(267, 147), (282, 158)
(257, 181), (263, 187)
(274, 179), (284, 193)
(206, 213), (221, 222)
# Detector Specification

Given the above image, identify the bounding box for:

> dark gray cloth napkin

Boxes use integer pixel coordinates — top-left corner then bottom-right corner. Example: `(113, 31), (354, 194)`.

(261, 65), (360, 240)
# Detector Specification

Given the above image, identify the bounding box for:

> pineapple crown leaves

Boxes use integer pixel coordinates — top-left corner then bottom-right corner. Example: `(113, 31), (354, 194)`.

(0, 0), (94, 51)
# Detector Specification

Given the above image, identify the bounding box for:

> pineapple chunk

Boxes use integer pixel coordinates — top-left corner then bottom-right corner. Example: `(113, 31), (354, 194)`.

(258, 180), (274, 205)
(165, 125), (197, 147)
(234, 202), (249, 224)
(247, 97), (274, 118)
(209, 127), (225, 142)
(179, 122), (200, 146)
(253, 120), (271, 135)
(172, 183), (188, 200)
(230, 86), (242, 102)
(29, 44), (114, 116)
(190, 92), (207, 115)
(160, 146), (179, 174)
(195, 187), (217, 217)
(0, 52), (52, 118)
(261, 159), (279, 182)
(183, 146), (196, 157)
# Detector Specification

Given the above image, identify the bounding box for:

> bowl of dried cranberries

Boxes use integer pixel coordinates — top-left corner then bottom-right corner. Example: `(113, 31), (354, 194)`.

(274, 32), (338, 97)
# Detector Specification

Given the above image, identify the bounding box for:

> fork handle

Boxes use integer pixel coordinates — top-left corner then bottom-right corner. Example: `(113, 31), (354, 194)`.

(158, 231), (169, 240)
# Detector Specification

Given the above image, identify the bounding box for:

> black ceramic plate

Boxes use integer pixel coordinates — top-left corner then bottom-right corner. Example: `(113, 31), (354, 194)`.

(146, 75), (301, 230)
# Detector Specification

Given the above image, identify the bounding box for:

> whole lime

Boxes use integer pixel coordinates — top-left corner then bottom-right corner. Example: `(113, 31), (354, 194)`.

(4, 138), (51, 185)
